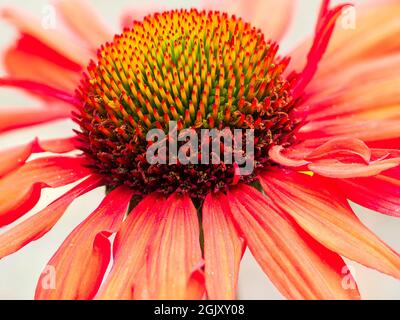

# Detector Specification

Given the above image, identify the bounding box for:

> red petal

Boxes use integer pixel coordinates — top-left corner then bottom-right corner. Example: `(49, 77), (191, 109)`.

(203, 192), (245, 300)
(0, 175), (102, 259)
(0, 78), (80, 106)
(260, 169), (400, 280)
(0, 137), (78, 177)
(308, 3), (400, 79)
(96, 193), (165, 300)
(4, 45), (79, 93)
(0, 156), (90, 227)
(227, 184), (360, 300)
(35, 186), (133, 300)
(1, 7), (91, 66)
(333, 174), (400, 217)
(381, 167), (400, 181)
(292, 3), (350, 99)
(143, 193), (204, 300)
(0, 107), (71, 133)
(10, 34), (82, 72)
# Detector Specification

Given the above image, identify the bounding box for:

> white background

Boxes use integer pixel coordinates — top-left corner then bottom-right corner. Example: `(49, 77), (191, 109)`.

(0, 0), (399, 299)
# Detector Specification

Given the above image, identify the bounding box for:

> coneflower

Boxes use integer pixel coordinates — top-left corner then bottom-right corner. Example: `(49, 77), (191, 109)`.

(0, 0), (399, 300)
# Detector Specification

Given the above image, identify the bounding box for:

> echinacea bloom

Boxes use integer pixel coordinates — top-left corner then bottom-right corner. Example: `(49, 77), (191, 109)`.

(0, 0), (399, 300)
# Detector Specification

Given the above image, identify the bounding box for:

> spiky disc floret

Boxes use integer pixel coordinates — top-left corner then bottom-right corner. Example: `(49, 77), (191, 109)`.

(74, 9), (297, 197)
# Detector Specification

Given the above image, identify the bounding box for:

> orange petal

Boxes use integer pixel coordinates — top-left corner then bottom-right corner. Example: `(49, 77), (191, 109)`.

(0, 137), (78, 177)
(290, 2), (400, 77)
(35, 137), (78, 153)
(0, 106), (71, 133)
(202, 0), (293, 41)
(0, 156), (90, 227)
(0, 175), (102, 259)
(313, 3), (400, 78)
(1, 7), (91, 66)
(144, 193), (204, 300)
(260, 169), (400, 280)
(308, 157), (400, 178)
(35, 185), (133, 300)
(4, 45), (80, 93)
(0, 141), (34, 177)
(227, 184), (360, 300)
(57, 0), (112, 50)
(251, 0), (293, 41)
(303, 54), (400, 121)
(96, 193), (166, 300)
(121, 3), (173, 29)
(300, 119), (400, 144)
(203, 192), (245, 300)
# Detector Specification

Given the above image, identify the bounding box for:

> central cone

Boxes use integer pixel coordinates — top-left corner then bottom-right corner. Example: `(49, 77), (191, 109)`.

(74, 9), (296, 198)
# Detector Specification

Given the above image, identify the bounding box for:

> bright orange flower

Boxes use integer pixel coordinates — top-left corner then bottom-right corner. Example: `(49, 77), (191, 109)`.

(0, 0), (399, 300)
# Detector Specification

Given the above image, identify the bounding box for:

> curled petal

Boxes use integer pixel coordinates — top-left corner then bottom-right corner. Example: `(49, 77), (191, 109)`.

(203, 193), (245, 300)
(0, 156), (90, 227)
(269, 145), (310, 167)
(0, 175), (102, 259)
(305, 138), (372, 163)
(227, 184), (360, 300)
(35, 186), (133, 300)
(260, 169), (400, 280)
(284, 138), (400, 178)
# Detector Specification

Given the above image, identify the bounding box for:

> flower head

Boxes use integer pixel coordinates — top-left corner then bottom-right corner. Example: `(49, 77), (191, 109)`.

(0, 0), (399, 300)
(75, 9), (295, 197)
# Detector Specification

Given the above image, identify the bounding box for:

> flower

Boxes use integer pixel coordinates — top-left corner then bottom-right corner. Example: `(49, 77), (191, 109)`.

(0, 0), (399, 300)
